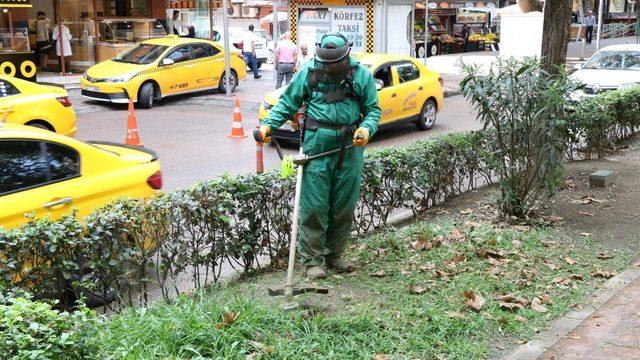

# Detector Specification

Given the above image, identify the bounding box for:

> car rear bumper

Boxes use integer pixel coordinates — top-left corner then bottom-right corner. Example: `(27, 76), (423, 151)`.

(81, 90), (130, 104)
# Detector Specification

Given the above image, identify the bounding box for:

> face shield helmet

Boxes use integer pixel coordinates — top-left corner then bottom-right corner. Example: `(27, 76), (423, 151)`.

(313, 33), (352, 83)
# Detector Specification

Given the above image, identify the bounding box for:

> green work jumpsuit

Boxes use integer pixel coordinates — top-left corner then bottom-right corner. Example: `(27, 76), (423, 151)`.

(262, 56), (381, 266)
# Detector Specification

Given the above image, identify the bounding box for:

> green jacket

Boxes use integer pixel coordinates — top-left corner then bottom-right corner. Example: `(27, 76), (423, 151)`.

(262, 56), (382, 136)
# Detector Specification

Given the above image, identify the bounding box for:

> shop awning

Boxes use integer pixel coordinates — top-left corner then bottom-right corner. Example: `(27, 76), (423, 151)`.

(0, 0), (32, 7)
(260, 11), (288, 24)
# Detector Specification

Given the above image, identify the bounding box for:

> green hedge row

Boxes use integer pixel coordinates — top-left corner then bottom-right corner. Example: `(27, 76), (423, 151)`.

(1, 86), (639, 310)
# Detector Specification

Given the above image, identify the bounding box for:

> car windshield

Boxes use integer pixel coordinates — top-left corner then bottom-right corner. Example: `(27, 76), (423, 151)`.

(583, 51), (640, 71)
(114, 44), (168, 65)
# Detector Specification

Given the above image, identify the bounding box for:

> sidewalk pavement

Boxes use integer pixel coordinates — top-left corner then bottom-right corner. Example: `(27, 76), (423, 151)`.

(505, 264), (640, 360)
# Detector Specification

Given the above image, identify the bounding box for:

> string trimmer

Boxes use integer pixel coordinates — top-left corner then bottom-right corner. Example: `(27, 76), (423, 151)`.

(253, 128), (363, 303)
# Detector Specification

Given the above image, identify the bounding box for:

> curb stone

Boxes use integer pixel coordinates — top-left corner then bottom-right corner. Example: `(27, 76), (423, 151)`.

(502, 264), (640, 360)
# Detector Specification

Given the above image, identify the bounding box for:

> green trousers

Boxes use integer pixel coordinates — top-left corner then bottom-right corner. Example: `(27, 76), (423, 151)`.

(299, 128), (365, 266)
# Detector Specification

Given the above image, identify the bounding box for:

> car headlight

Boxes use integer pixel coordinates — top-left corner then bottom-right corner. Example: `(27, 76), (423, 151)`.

(105, 72), (139, 83)
(619, 82), (640, 90)
(262, 101), (272, 110)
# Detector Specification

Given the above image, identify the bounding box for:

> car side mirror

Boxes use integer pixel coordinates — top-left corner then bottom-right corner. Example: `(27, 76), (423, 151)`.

(573, 63), (583, 70)
(375, 79), (384, 91)
(161, 58), (175, 66)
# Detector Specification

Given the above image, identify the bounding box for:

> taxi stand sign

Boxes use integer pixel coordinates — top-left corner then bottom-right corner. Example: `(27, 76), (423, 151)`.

(0, 0), (32, 7)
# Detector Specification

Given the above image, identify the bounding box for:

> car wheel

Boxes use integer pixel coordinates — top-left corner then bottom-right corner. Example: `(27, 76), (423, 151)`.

(219, 70), (238, 93)
(138, 83), (155, 109)
(416, 99), (437, 131)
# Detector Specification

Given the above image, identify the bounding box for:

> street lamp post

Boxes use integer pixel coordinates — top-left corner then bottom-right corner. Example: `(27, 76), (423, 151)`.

(596, 0), (604, 50)
(424, 0), (429, 65)
(222, 0), (232, 96)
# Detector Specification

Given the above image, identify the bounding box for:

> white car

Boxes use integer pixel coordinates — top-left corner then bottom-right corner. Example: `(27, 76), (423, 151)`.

(213, 27), (269, 69)
(253, 29), (275, 63)
(570, 44), (640, 101)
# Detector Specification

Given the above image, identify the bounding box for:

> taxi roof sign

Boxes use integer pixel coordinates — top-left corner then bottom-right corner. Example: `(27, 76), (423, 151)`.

(0, 0), (32, 8)
(166, 34), (179, 39)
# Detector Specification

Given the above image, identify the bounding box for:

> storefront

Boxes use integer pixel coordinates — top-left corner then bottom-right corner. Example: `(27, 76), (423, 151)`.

(413, 0), (500, 57)
(0, 0), (38, 81)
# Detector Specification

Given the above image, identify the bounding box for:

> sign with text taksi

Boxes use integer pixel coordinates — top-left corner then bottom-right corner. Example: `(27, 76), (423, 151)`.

(330, 7), (366, 53)
(456, 9), (488, 23)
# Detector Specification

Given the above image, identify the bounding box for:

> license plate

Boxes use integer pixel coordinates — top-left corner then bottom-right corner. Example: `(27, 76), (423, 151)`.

(87, 86), (100, 92)
(255, 44), (263, 49)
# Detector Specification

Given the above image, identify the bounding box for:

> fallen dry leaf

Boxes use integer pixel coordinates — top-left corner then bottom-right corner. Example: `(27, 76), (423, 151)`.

(408, 285), (427, 295)
(539, 294), (553, 305)
(374, 354), (389, 360)
(515, 315), (528, 323)
(514, 225), (530, 232)
(410, 234), (436, 251)
(370, 270), (386, 278)
(498, 294), (529, 306)
(591, 269), (616, 279)
(373, 248), (388, 257)
(445, 310), (467, 319)
(222, 310), (238, 326)
(449, 228), (466, 242)
(597, 253), (615, 260)
(512, 240), (522, 248)
(419, 263), (436, 272)
(571, 196), (603, 205)
(565, 257), (577, 265)
(570, 274), (584, 281)
(568, 334), (581, 341)
(531, 298), (548, 313)
(553, 276), (572, 286)
(248, 340), (274, 354)
(579, 211), (594, 217)
(400, 269), (412, 276)
(463, 290), (485, 312)
(580, 232), (592, 237)
(486, 249), (506, 259)
(499, 302), (524, 311)
(547, 215), (564, 223)
(460, 208), (474, 215)
(215, 323), (225, 330)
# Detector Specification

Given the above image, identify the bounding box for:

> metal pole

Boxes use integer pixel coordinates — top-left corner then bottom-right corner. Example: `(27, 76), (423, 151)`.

(256, 121), (264, 174)
(273, 1), (279, 87)
(424, 1), (429, 65)
(210, 0), (215, 40)
(576, 0), (584, 42)
(221, 0), (232, 96)
(55, 0), (65, 76)
(93, 0), (100, 63)
(596, 0), (604, 49)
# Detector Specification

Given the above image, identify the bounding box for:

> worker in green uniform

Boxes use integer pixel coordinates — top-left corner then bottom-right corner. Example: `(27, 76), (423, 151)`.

(258, 33), (381, 280)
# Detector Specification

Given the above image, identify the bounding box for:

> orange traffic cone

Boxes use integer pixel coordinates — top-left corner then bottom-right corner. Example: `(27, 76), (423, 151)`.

(228, 97), (247, 138)
(125, 97), (143, 147)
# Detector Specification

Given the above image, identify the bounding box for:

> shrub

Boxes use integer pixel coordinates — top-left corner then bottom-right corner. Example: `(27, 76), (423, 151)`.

(0, 295), (100, 359)
(568, 86), (640, 158)
(461, 57), (579, 218)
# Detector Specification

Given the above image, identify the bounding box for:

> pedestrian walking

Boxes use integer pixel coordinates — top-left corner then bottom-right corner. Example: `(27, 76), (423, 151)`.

(243, 25), (261, 79)
(461, 24), (470, 52)
(52, 21), (72, 75)
(296, 43), (312, 72)
(258, 33), (381, 280)
(35, 11), (51, 69)
(585, 11), (596, 45)
(275, 32), (297, 88)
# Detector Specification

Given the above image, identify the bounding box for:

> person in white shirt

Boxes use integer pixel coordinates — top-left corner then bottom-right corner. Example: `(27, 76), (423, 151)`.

(170, 10), (184, 36)
(296, 43), (311, 72)
(52, 22), (72, 75)
(242, 24), (261, 79)
(585, 11), (597, 44)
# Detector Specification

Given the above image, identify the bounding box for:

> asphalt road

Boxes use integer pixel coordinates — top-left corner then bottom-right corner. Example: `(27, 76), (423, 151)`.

(73, 93), (479, 190)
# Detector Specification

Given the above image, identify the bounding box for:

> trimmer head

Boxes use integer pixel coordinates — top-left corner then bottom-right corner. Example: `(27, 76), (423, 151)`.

(268, 284), (329, 297)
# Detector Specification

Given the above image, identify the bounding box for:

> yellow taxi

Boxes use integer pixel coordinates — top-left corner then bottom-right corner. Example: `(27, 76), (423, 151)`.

(0, 75), (76, 136)
(259, 53), (444, 142)
(81, 35), (247, 108)
(0, 123), (162, 230)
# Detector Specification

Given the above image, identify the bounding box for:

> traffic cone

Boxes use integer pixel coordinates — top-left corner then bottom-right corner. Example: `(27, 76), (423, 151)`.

(125, 97), (143, 147)
(228, 97), (247, 138)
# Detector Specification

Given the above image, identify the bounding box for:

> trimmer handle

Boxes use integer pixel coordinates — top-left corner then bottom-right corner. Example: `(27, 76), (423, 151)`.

(253, 129), (285, 160)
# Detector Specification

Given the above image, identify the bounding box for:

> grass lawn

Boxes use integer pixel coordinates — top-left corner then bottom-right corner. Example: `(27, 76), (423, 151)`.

(95, 214), (631, 359)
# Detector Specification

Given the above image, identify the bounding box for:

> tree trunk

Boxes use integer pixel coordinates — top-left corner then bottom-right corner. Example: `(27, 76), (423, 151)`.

(541, 0), (573, 75)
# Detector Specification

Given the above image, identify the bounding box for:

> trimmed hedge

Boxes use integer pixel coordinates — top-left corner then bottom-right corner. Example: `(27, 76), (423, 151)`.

(1, 86), (639, 309)
(0, 131), (496, 308)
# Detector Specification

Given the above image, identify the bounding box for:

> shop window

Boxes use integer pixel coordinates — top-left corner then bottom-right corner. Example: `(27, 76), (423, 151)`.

(0, 80), (20, 98)
(166, 46), (192, 63)
(374, 65), (393, 88)
(191, 43), (218, 59)
(396, 62), (420, 83)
